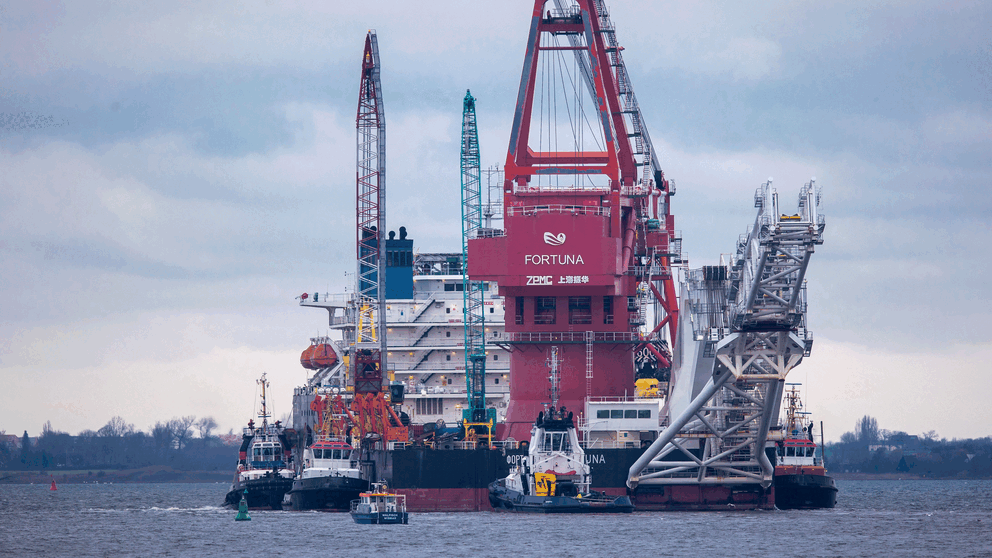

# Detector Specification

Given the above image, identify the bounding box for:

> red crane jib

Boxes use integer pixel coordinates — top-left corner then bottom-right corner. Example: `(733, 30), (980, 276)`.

(469, 0), (679, 441)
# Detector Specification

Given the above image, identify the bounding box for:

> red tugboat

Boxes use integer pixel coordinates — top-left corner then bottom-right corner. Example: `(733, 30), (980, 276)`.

(773, 386), (837, 509)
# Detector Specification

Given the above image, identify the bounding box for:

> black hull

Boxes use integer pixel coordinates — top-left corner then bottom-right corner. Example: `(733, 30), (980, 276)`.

(488, 480), (634, 513)
(371, 446), (776, 510)
(288, 476), (369, 511)
(774, 473), (837, 509)
(225, 475), (295, 510)
(372, 446), (641, 490)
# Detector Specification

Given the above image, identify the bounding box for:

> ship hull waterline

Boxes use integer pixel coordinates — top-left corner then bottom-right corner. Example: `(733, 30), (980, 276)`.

(773, 473), (837, 510)
(225, 475), (295, 510)
(288, 475), (369, 511)
(369, 446), (775, 512)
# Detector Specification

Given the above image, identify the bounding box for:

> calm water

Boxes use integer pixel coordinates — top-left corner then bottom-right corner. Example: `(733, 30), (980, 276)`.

(1, 480), (990, 557)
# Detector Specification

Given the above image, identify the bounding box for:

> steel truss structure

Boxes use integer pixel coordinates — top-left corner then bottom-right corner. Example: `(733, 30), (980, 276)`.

(460, 90), (494, 434)
(356, 30), (388, 373)
(508, 0), (681, 349)
(628, 179), (825, 489)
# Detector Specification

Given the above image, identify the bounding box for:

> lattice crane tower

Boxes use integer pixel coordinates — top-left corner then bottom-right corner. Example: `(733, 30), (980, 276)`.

(355, 30), (388, 390)
(460, 91), (495, 439)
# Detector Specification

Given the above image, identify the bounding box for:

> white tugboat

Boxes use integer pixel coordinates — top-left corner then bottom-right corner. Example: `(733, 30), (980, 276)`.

(488, 348), (634, 513)
(224, 373), (295, 510)
(288, 438), (369, 510)
(350, 482), (409, 524)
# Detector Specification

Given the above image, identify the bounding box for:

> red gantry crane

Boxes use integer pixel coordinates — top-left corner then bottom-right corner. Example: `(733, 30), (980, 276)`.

(468, 0), (682, 441)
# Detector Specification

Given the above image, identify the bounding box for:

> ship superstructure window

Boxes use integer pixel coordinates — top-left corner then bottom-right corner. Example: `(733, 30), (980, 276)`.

(603, 296), (614, 324)
(534, 297), (556, 325)
(542, 431), (571, 452)
(315, 449), (344, 459)
(416, 398), (443, 415)
(596, 408), (652, 419)
(443, 283), (465, 292)
(568, 296), (592, 324)
(515, 297), (524, 325)
(387, 250), (412, 267)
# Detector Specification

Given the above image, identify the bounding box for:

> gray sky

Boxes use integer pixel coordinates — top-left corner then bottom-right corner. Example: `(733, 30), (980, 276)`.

(2, 1), (990, 441)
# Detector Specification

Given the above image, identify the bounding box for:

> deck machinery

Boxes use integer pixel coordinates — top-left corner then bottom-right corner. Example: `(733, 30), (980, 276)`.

(469, 0), (680, 442)
(627, 179), (824, 507)
(471, 0), (826, 509)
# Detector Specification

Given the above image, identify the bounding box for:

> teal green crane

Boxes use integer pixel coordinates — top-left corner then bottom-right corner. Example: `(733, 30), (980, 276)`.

(460, 90), (494, 442)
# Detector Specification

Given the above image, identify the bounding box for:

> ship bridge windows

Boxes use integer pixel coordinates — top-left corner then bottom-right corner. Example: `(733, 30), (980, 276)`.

(778, 446), (815, 458)
(568, 296), (592, 325)
(595, 408), (653, 419)
(252, 442), (282, 463)
(542, 431), (571, 452)
(314, 449), (345, 459)
(535, 297), (556, 325)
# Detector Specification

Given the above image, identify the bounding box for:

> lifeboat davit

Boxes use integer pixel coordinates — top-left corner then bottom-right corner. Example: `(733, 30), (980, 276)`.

(300, 344), (318, 370)
(310, 343), (337, 369)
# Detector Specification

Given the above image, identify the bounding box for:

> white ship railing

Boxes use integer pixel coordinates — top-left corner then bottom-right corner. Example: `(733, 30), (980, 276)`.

(579, 440), (644, 449)
(503, 331), (639, 343)
(299, 292), (353, 306)
(506, 204), (610, 217)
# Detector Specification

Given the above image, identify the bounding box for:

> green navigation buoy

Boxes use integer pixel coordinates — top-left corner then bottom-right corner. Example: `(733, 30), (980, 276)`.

(235, 489), (251, 521)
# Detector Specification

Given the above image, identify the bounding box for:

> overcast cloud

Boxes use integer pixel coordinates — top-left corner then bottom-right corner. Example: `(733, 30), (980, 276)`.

(2, 0), (990, 441)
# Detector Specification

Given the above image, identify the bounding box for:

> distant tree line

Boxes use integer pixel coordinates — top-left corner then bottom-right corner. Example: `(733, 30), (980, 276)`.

(825, 415), (992, 478)
(0, 416), (236, 472)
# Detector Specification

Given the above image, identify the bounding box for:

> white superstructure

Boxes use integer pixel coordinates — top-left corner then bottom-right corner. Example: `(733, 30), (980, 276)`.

(293, 253), (510, 431)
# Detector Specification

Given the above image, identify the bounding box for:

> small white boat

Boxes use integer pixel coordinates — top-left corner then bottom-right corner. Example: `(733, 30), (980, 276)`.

(350, 483), (409, 524)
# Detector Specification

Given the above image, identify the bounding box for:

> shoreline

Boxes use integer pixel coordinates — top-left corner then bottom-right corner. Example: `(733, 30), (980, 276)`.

(831, 472), (991, 481)
(0, 466), (230, 484)
(4, 468), (990, 484)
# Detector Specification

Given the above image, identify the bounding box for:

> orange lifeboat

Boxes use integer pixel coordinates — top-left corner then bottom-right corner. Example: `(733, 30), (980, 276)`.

(310, 343), (337, 369)
(300, 344), (318, 370)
